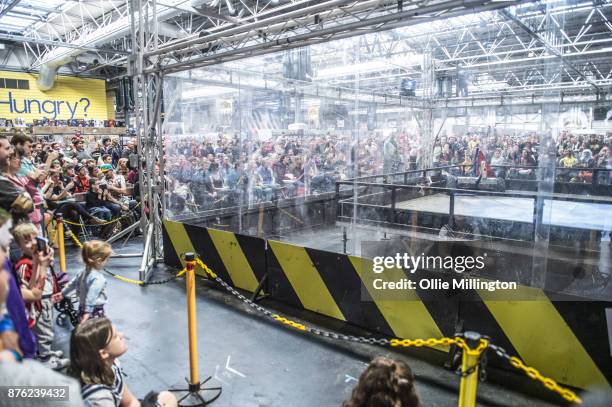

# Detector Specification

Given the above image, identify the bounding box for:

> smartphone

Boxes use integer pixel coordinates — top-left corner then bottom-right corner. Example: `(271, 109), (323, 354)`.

(36, 236), (48, 253)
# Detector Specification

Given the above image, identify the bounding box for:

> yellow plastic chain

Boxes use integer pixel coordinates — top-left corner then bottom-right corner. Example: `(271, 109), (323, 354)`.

(390, 337), (458, 348)
(66, 229), (83, 248)
(509, 357), (582, 404)
(272, 314), (307, 331)
(454, 337), (490, 356)
(195, 258), (218, 279)
(63, 202), (141, 227)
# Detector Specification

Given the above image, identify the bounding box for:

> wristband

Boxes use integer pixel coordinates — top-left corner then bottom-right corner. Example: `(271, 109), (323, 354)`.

(0, 317), (15, 334)
(8, 349), (23, 362)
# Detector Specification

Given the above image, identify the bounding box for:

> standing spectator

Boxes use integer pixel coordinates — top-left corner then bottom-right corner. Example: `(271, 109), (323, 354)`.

(11, 133), (57, 231)
(121, 138), (138, 170)
(0, 247), (83, 407)
(53, 240), (111, 322)
(0, 209), (37, 359)
(12, 223), (69, 370)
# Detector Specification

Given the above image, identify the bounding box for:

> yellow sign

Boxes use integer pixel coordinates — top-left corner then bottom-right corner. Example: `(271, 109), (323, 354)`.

(0, 71), (108, 123)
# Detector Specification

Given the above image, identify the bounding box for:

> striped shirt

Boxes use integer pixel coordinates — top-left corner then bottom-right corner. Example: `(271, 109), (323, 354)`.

(81, 360), (124, 407)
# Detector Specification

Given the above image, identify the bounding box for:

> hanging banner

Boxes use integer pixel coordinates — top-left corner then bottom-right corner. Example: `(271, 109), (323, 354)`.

(0, 71), (108, 123)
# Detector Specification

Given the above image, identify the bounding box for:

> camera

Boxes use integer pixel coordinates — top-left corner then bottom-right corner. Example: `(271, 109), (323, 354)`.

(36, 236), (48, 253)
(100, 184), (108, 191)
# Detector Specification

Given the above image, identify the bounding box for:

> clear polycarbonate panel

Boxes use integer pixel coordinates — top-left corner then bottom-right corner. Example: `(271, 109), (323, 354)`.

(162, 2), (611, 301)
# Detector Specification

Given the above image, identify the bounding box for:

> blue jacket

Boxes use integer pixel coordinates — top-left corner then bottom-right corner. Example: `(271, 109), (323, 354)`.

(61, 269), (107, 313)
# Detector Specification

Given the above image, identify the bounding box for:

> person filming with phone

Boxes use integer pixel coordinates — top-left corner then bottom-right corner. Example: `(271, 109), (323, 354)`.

(12, 223), (69, 370)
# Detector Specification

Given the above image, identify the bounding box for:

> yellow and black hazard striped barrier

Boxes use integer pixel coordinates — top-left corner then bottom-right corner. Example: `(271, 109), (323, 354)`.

(192, 254), (583, 405)
(162, 219), (611, 391)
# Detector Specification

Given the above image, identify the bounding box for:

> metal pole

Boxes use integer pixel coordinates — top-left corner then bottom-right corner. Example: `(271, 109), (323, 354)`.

(184, 252), (199, 385)
(55, 215), (66, 274)
(449, 191), (455, 229)
(458, 332), (484, 407)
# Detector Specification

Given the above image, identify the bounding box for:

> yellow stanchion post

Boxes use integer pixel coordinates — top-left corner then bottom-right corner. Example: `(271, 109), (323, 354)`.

(186, 253), (199, 385)
(169, 252), (222, 407)
(55, 214), (66, 274)
(458, 332), (486, 407)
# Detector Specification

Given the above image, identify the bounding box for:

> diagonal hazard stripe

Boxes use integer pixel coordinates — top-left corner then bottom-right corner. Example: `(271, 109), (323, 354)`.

(480, 286), (609, 389)
(162, 222), (182, 268)
(207, 228), (259, 292)
(162, 220), (196, 268)
(268, 240), (346, 321)
(349, 256), (447, 351)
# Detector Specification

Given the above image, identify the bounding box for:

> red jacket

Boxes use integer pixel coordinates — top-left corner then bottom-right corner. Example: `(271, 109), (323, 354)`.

(14, 257), (59, 328)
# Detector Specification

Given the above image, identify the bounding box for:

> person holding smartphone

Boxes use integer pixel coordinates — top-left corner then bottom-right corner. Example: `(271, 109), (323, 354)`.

(11, 223), (69, 370)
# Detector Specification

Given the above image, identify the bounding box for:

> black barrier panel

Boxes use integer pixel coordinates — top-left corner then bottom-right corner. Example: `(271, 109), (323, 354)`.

(304, 247), (394, 336)
(550, 299), (612, 383)
(233, 233), (268, 285)
(264, 243), (304, 309)
(162, 223), (182, 269)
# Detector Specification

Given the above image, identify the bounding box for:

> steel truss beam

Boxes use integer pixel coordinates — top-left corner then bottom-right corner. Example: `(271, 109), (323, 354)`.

(145, 0), (524, 74)
(0, 0), (20, 19)
(129, 0), (165, 282)
(499, 9), (601, 92)
(0, 33), (130, 55)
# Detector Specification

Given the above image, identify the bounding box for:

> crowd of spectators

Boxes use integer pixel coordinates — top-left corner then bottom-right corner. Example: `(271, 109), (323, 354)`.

(164, 130), (611, 214)
(431, 130), (611, 182)
(0, 132), (140, 239)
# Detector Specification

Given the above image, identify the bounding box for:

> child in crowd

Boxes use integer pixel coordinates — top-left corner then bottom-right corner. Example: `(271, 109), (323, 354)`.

(344, 356), (420, 407)
(53, 240), (111, 323)
(70, 317), (178, 407)
(12, 222), (69, 370)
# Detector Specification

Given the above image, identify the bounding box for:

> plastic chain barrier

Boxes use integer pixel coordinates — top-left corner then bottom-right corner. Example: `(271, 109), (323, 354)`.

(62, 202), (141, 227)
(102, 267), (186, 286)
(64, 223), (183, 286)
(193, 258), (582, 404)
(489, 344), (583, 404)
(65, 228), (83, 248)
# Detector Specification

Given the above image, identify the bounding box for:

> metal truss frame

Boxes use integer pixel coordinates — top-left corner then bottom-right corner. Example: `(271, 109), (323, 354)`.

(129, 0), (166, 281)
(146, 0), (523, 74)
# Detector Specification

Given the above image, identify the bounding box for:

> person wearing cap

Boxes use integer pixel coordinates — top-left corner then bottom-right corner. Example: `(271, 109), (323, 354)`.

(61, 163), (76, 193)
(73, 164), (90, 193)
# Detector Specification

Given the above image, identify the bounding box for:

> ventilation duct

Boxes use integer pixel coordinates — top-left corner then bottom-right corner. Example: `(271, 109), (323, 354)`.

(36, 0), (204, 90)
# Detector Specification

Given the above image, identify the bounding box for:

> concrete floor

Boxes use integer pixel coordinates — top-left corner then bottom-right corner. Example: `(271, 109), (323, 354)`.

(52, 238), (562, 407)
